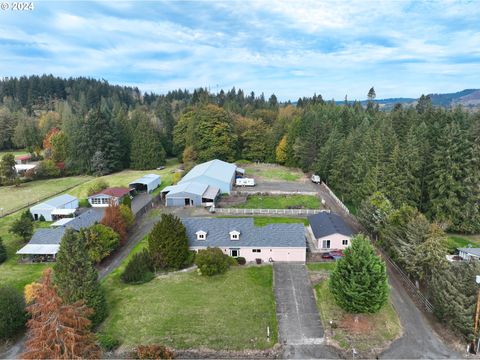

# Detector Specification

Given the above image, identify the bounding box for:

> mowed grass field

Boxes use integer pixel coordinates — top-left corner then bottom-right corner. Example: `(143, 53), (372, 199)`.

(447, 234), (480, 253)
(219, 216), (308, 226)
(0, 149), (30, 157)
(101, 264), (277, 350)
(234, 194), (322, 209)
(242, 163), (304, 182)
(0, 176), (93, 213)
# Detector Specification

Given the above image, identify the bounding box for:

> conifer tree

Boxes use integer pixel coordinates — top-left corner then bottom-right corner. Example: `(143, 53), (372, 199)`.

(22, 269), (101, 359)
(9, 210), (33, 242)
(130, 115), (166, 169)
(148, 214), (190, 270)
(330, 235), (388, 313)
(54, 229), (107, 326)
(0, 236), (7, 264)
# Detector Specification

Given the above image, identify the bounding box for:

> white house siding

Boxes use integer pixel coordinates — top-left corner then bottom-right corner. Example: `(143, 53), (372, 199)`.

(316, 233), (351, 251)
(191, 246), (306, 263)
(30, 198), (79, 221)
(88, 194), (117, 207)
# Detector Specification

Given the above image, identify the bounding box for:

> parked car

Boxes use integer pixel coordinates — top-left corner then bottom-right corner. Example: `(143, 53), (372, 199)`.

(311, 174), (321, 183)
(236, 178), (255, 187)
(156, 166), (165, 170)
(321, 252), (333, 260)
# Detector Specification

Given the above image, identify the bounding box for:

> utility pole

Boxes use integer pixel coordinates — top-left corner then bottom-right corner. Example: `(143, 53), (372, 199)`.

(472, 276), (480, 353)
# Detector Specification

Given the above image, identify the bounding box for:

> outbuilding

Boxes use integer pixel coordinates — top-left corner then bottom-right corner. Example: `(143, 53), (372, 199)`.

(161, 182), (220, 207)
(307, 212), (354, 251)
(178, 159), (243, 194)
(182, 217), (306, 263)
(129, 174), (161, 194)
(29, 194), (79, 222)
(88, 187), (131, 207)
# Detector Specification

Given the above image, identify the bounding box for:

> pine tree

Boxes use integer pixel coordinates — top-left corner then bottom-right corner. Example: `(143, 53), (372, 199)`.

(275, 135), (288, 164)
(148, 214), (190, 270)
(54, 229), (107, 326)
(130, 114), (166, 170)
(0, 153), (16, 182)
(0, 285), (26, 340)
(329, 235), (388, 313)
(22, 269), (101, 359)
(9, 210), (33, 242)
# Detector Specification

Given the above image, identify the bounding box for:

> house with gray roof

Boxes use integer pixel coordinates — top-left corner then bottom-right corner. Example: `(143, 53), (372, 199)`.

(458, 247), (480, 261)
(16, 209), (104, 260)
(307, 212), (354, 251)
(182, 217), (306, 263)
(29, 194), (78, 221)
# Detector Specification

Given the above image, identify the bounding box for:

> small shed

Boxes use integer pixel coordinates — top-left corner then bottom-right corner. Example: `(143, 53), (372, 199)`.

(308, 212), (354, 251)
(30, 194), (79, 222)
(88, 187), (131, 207)
(458, 248), (480, 261)
(129, 174), (161, 193)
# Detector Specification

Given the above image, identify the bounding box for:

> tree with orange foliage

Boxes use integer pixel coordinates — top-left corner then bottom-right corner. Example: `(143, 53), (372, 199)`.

(101, 201), (127, 245)
(22, 269), (101, 359)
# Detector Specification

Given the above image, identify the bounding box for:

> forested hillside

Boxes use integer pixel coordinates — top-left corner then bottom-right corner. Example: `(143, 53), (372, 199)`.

(1, 75), (479, 233)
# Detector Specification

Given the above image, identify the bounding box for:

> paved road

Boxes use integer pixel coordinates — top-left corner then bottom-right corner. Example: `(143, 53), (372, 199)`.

(379, 266), (460, 359)
(273, 263), (340, 359)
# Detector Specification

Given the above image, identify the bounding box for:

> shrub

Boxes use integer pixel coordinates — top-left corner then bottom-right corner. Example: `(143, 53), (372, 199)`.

(80, 224), (120, 264)
(330, 235), (388, 313)
(39, 215), (46, 222)
(10, 210), (33, 242)
(0, 286), (26, 340)
(79, 198), (91, 208)
(35, 160), (61, 179)
(236, 257), (246, 265)
(96, 332), (120, 351)
(121, 250), (155, 284)
(195, 248), (230, 276)
(119, 204), (135, 230)
(135, 344), (174, 360)
(24, 282), (42, 304)
(121, 195), (132, 209)
(183, 250), (196, 268)
(0, 237), (7, 264)
(87, 179), (109, 197)
(172, 172), (182, 184)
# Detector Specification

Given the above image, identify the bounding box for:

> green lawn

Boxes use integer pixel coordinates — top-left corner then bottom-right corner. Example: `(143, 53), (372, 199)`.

(101, 265), (277, 350)
(0, 149), (30, 157)
(0, 211), (50, 291)
(446, 234), (480, 253)
(243, 164), (303, 182)
(0, 176), (93, 214)
(307, 262), (337, 272)
(234, 195), (321, 209)
(315, 280), (401, 352)
(219, 216), (308, 226)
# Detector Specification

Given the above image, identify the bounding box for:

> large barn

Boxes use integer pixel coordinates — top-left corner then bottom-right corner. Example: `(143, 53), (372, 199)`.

(178, 159), (243, 194)
(161, 182), (219, 207)
(29, 194), (79, 222)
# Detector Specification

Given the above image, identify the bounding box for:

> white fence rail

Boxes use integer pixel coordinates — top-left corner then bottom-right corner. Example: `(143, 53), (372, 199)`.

(323, 183), (350, 214)
(215, 208), (329, 216)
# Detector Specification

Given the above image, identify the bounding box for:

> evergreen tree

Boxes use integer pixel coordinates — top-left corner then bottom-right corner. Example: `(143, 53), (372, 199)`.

(330, 235), (388, 313)
(357, 192), (393, 237)
(130, 115), (166, 170)
(80, 224), (120, 264)
(0, 236), (7, 264)
(54, 229), (107, 326)
(0, 285), (26, 340)
(22, 269), (101, 359)
(275, 135), (288, 164)
(148, 214), (190, 270)
(9, 210), (33, 242)
(0, 153), (16, 182)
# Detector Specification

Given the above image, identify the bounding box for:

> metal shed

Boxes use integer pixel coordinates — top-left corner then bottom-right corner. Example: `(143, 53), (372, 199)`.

(162, 182), (219, 207)
(29, 194), (79, 221)
(129, 174), (161, 193)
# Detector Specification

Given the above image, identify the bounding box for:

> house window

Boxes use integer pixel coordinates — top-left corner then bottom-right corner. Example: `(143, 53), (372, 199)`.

(342, 239), (349, 246)
(196, 231), (207, 240)
(252, 249), (261, 253)
(229, 231), (240, 240)
(230, 249), (240, 257)
(322, 240), (331, 249)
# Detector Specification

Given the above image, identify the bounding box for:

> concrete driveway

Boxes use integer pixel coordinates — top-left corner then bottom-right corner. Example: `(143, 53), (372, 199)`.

(274, 263), (340, 359)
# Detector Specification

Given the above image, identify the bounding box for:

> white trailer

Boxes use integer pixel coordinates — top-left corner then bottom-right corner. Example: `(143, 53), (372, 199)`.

(236, 178), (256, 187)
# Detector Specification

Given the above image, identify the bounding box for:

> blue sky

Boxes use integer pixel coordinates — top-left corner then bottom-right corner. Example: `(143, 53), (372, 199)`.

(1, 0), (479, 101)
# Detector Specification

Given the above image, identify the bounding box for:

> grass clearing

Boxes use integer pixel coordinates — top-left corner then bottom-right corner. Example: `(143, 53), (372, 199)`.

(0, 149), (29, 157)
(0, 176), (92, 213)
(233, 195), (321, 209)
(307, 262), (337, 272)
(218, 216), (308, 226)
(243, 164), (303, 182)
(315, 280), (401, 353)
(446, 234), (480, 253)
(101, 265), (277, 350)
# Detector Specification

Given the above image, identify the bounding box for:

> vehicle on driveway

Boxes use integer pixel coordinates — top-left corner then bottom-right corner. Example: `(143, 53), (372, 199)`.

(311, 174), (321, 183)
(236, 178), (255, 186)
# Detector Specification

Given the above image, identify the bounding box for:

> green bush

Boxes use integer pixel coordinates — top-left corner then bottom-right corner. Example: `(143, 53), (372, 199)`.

(183, 250), (196, 268)
(39, 215), (46, 222)
(79, 198), (91, 208)
(195, 247), (230, 276)
(0, 237), (7, 264)
(236, 257), (246, 265)
(35, 159), (61, 179)
(80, 224), (120, 264)
(0, 286), (26, 340)
(121, 250), (155, 284)
(87, 179), (109, 196)
(119, 204), (135, 230)
(121, 195), (132, 209)
(97, 332), (120, 351)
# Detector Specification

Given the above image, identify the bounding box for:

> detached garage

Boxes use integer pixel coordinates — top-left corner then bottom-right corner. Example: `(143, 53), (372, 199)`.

(30, 194), (79, 222)
(161, 182), (220, 207)
(129, 174), (161, 194)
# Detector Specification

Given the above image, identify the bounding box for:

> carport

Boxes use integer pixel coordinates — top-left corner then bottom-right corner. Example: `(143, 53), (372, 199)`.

(129, 174), (161, 193)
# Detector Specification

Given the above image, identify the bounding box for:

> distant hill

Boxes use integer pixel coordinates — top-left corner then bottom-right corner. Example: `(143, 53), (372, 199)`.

(340, 89), (480, 111)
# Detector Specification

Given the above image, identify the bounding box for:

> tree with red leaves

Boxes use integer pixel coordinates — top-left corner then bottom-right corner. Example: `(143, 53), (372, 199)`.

(101, 201), (127, 245)
(22, 269), (101, 359)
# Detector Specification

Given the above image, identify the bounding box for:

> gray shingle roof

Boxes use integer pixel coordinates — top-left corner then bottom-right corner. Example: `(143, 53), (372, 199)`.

(29, 227), (66, 245)
(182, 218), (306, 248)
(458, 248), (480, 257)
(66, 208), (104, 231)
(308, 212), (353, 238)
